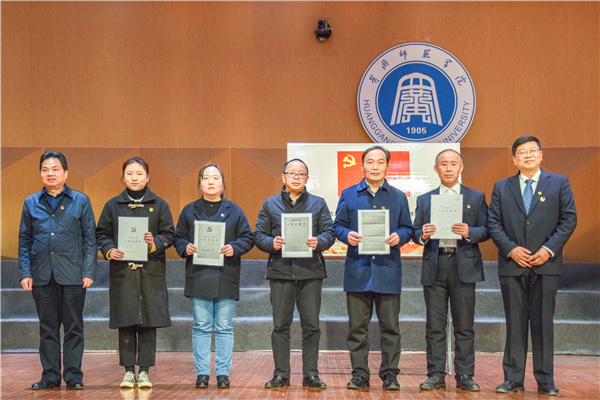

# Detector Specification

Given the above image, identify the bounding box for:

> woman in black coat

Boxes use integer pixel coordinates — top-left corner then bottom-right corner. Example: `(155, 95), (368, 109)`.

(96, 157), (175, 389)
(174, 164), (253, 389)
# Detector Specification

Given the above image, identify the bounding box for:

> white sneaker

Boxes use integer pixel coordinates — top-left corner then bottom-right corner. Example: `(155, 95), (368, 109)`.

(138, 371), (152, 388)
(120, 371), (136, 388)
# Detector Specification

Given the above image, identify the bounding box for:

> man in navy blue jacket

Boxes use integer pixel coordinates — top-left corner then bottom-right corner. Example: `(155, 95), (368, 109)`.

(334, 146), (414, 391)
(18, 151), (97, 391)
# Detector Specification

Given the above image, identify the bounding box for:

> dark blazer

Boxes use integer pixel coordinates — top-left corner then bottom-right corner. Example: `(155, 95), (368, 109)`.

(96, 188), (175, 329)
(334, 179), (414, 294)
(488, 169), (577, 276)
(254, 188), (335, 281)
(413, 185), (489, 286)
(19, 185), (97, 285)
(174, 198), (254, 300)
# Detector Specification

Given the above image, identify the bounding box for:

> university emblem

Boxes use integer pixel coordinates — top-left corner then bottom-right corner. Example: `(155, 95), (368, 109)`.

(358, 43), (475, 143)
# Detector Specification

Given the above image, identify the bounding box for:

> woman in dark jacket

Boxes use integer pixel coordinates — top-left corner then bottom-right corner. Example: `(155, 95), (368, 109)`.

(174, 164), (253, 389)
(96, 157), (175, 389)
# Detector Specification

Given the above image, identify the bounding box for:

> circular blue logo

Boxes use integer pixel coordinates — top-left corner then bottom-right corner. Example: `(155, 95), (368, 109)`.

(358, 43), (475, 143)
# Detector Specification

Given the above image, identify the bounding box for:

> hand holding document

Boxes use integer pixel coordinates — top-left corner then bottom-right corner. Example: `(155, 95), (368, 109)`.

(194, 221), (226, 266)
(430, 194), (463, 239)
(118, 217), (149, 261)
(281, 213), (313, 258)
(358, 209), (390, 255)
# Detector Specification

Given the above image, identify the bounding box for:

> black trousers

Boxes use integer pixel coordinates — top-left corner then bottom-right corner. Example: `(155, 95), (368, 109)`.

(500, 270), (559, 384)
(118, 326), (157, 368)
(346, 291), (401, 381)
(423, 253), (476, 378)
(269, 279), (322, 378)
(32, 274), (86, 384)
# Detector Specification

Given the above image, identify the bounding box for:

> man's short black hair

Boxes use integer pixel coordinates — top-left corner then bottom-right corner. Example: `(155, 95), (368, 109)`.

(283, 158), (309, 175)
(434, 149), (463, 165)
(512, 136), (542, 156)
(362, 145), (390, 164)
(39, 151), (68, 171)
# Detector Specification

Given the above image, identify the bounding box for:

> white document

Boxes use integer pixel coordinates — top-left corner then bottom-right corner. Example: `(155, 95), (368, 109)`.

(430, 194), (463, 239)
(358, 209), (390, 255)
(281, 213), (313, 258)
(118, 216), (149, 262)
(194, 221), (226, 266)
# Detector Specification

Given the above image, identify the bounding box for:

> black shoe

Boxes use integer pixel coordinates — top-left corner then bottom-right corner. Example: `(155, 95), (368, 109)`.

(216, 375), (230, 389)
(538, 382), (559, 396)
(264, 375), (290, 389)
(302, 375), (327, 389)
(383, 375), (400, 390)
(196, 375), (209, 388)
(31, 379), (60, 390)
(419, 376), (446, 390)
(347, 376), (370, 389)
(496, 380), (524, 393)
(456, 375), (480, 391)
(66, 378), (84, 390)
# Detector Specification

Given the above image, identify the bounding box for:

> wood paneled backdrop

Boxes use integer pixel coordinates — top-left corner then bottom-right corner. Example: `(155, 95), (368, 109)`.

(2, 2), (599, 262)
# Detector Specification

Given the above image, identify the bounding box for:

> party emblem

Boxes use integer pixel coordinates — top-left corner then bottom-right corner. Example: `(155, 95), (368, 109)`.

(149, 207), (154, 212)
(541, 197), (546, 202)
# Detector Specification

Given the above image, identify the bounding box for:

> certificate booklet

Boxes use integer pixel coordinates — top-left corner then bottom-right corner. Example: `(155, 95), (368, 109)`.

(281, 213), (313, 258)
(194, 221), (226, 266)
(430, 194), (463, 239)
(358, 209), (390, 255)
(118, 216), (149, 262)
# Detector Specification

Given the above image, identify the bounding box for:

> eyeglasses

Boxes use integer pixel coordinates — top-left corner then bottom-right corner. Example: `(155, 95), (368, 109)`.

(515, 149), (540, 158)
(284, 172), (307, 178)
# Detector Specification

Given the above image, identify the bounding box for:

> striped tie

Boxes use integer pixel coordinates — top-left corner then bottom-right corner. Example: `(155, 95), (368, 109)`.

(523, 179), (534, 214)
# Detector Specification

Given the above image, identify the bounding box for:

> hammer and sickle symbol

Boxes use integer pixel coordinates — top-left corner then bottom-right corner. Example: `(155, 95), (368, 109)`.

(343, 155), (356, 168)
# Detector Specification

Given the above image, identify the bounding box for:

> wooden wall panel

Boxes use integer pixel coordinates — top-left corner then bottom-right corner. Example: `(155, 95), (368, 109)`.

(29, 2), (130, 146)
(1, 2), (34, 147)
(1, 2), (599, 261)
(230, 148), (287, 260)
(1, 149), (44, 259)
(461, 147), (511, 262)
(541, 148), (600, 262)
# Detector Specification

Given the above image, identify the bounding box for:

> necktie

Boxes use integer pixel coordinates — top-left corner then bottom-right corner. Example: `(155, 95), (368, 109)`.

(523, 179), (534, 214)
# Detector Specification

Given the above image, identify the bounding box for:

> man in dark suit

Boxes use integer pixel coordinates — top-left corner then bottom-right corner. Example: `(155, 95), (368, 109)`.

(413, 149), (489, 392)
(488, 136), (577, 396)
(334, 146), (414, 391)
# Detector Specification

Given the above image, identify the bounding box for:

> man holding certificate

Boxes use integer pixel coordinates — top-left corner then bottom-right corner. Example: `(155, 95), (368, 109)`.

(334, 146), (414, 391)
(413, 149), (489, 392)
(254, 159), (335, 390)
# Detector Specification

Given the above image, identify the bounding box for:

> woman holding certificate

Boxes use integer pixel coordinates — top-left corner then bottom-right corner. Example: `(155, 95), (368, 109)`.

(96, 157), (175, 389)
(174, 164), (254, 389)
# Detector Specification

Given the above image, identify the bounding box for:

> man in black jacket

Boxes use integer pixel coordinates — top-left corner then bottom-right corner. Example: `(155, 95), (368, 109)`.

(254, 159), (335, 389)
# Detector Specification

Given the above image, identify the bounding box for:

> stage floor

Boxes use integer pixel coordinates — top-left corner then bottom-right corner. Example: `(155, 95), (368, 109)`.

(1, 352), (598, 399)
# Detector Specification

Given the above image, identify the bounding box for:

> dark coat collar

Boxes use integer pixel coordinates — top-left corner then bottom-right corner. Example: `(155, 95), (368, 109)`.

(357, 178), (390, 193)
(38, 184), (72, 200)
(280, 186), (309, 206)
(193, 197), (231, 222)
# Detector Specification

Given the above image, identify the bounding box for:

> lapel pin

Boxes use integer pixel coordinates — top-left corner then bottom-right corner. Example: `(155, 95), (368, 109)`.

(221, 213), (225, 217)
(149, 207), (154, 212)
(381, 206), (385, 210)
(541, 197), (546, 202)
(60, 206), (65, 210)
(467, 204), (471, 209)
(538, 191), (542, 195)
